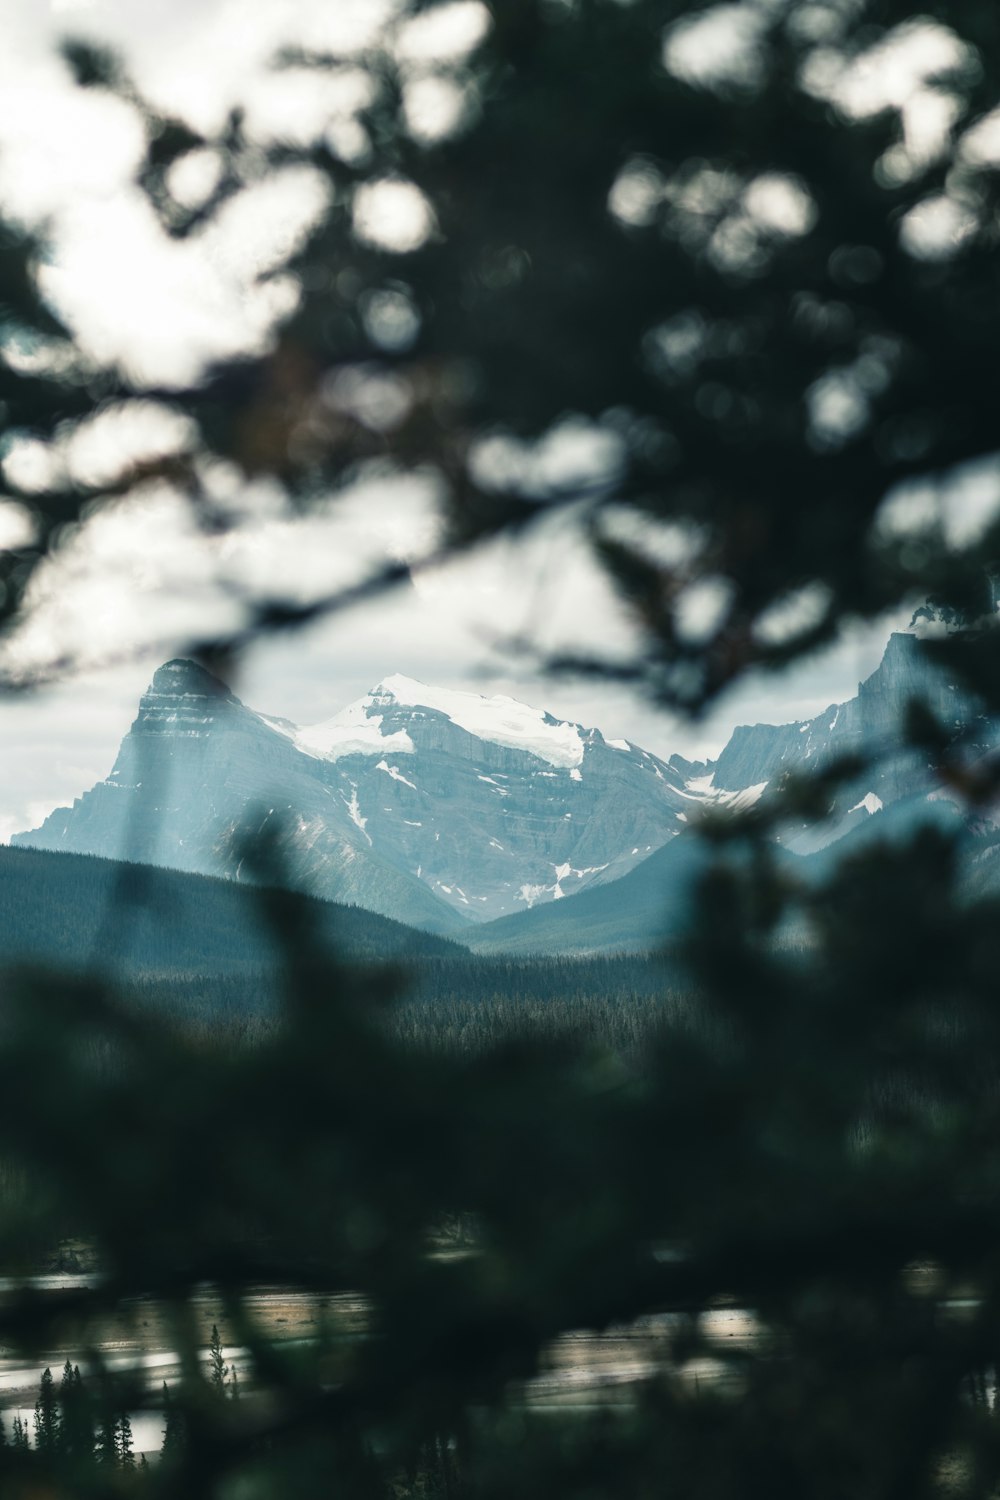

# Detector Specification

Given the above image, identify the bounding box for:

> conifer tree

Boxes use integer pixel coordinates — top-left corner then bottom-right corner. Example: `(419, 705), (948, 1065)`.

(10, 1415), (28, 1453)
(2, 2), (1000, 1497)
(94, 1412), (117, 1468)
(160, 1382), (185, 1460)
(209, 1323), (228, 1397)
(57, 1362), (71, 1456)
(57, 1360), (92, 1463)
(117, 1411), (134, 1468)
(32, 1367), (58, 1454)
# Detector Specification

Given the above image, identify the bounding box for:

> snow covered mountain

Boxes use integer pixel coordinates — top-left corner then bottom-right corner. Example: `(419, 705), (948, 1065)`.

(14, 661), (464, 935)
(14, 662), (713, 930)
(465, 629), (995, 954)
(14, 628), (989, 947)
(704, 629), (991, 855)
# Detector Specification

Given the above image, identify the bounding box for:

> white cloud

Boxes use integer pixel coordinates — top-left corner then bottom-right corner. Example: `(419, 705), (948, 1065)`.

(874, 453), (1000, 551)
(663, 5), (770, 92)
(0, 0), (926, 841)
(898, 194), (978, 261)
(37, 187), (311, 386)
(742, 173), (816, 237)
(352, 178), (436, 253)
(801, 18), (973, 184)
(393, 2), (491, 67)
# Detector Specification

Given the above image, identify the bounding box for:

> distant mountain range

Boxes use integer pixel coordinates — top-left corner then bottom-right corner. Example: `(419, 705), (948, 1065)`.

(13, 629), (995, 953)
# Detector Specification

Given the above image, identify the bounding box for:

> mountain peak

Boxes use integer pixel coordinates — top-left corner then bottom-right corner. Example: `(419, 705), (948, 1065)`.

(364, 675), (585, 769)
(375, 673), (434, 700)
(149, 658), (234, 700)
(131, 659), (242, 742)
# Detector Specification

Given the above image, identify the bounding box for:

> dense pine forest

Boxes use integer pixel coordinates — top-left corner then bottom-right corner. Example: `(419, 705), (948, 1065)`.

(0, 845), (686, 1057)
(0, 844), (461, 974)
(2, 1330), (236, 1468)
(121, 953), (687, 1058)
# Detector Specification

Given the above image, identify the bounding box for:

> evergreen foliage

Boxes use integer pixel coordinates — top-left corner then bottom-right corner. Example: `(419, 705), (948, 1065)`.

(94, 1413), (118, 1468)
(209, 1323), (228, 1397)
(4, 1), (1000, 1497)
(57, 1361), (91, 1463)
(161, 1381), (186, 1461)
(31, 1367), (58, 1455)
(0, 844), (460, 976)
(117, 1410), (135, 1467)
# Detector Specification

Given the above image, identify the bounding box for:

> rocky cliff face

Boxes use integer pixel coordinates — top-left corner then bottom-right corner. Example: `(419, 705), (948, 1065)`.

(15, 661), (465, 934)
(16, 631), (989, 939)
(15, 665), (703, 929)
(670, 629), (991, 859)
(319, 675), (701, 919)
(712, 630), (987, 800)
(467, 631), (994, 953)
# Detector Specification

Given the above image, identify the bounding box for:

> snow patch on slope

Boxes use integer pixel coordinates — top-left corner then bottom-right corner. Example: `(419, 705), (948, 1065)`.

(686, 773), (716, 795)
(296, 696), (415, 762)
(376, 759), (417, 790)
(477, 774), (509, 795)
(677, 771), (767, 813)
(850, 791), (884, 815)
(716, 781), (768, 811)
(342, 784), (371, 842)
(518, 882), (549, 907)
(377, 674), (584, 768)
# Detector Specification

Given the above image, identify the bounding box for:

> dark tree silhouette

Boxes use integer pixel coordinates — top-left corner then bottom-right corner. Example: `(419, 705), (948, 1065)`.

(208, 1323), (228, 1398)
(1, 3), (1000, 1498)
(94, 1412), (118, 1469)
(117, 1410), (135, 1468)
(32, 1367), (58, 1455)
(160, 1381), (186, 1461)
(57, 1361), (92, 1464)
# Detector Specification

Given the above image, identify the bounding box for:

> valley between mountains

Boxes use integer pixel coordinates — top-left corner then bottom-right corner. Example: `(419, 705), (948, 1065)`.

(12, 627), (1000, 955)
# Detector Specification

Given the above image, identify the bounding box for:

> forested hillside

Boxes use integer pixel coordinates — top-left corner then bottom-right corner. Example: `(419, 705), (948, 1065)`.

(123, 949), (685, 1054)
(0, 848), (683, 1049)
(0, 845), (460, 975)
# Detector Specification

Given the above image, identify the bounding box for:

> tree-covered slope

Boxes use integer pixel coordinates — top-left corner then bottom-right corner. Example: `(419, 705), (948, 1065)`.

(0, 845), (462, 976)
(464, 833), (712, 954)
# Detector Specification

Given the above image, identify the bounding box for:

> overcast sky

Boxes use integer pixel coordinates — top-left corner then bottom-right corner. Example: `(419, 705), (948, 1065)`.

(0, 534), (902, 844)
(0, 0), (919, 841)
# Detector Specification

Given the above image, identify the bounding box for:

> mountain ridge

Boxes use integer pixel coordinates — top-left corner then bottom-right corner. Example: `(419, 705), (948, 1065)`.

(15, 663), (704, 928)
(14, 629), (985, 948)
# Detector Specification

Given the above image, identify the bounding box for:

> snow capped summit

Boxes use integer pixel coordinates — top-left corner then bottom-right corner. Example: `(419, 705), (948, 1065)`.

(293, 691), (415, 763)
(16, 661), (687, 928)
(288, 675), (583, 769)
(370, 674), (586, 769)
(16, 627), (988, 947)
